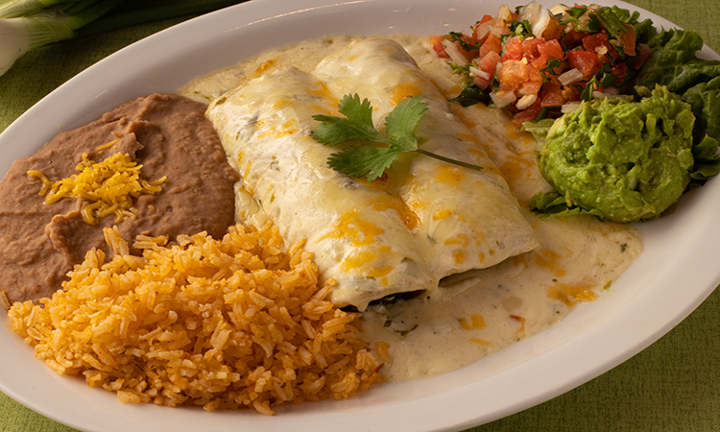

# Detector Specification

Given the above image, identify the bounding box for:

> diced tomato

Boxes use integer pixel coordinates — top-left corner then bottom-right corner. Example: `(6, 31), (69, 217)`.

(511, 99), (543, 127)
(582, 33), (609, 56)
(541, 89), (567, 107)
(537, 39), (564, 60)
(531, 39), (564, 71)
(581, 33), (618, 60)
(611, 62), (628, 85)
(581, 32), (607, 51)
(477, 33), (502, 59)
(430, 35), (449, 59)
(560, 30), (589, 50)
(522, 81), (543, 95)
(541, 16), (565, 40)
(503, 36), (525, 60)
(531, 54), (549, 71)
(567, 50), (600, 77)
(473, 75), (491, 90)
(539, 80), (565, 107)
(522, 38), (544, 60)
(473, 51), (502, 89)
(502, 50), (523, 61)
(472, 15), (499, 43)
(522, 66), (543, 94)
(477, 51), (502, 73)
(561, 86), (581, 103)
(618, 23), (636, 57)
(476, 14), (493, 26)
(539, 80), (561, 96)
(498, 60), (529, 92)
(453, 33), (479, 61)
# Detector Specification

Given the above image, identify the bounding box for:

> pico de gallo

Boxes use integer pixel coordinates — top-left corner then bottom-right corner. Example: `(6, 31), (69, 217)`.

(431, 2), (656, 126)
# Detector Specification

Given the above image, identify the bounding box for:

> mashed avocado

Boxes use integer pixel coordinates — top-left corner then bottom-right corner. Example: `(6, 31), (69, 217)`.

(536, 86), (695, 223)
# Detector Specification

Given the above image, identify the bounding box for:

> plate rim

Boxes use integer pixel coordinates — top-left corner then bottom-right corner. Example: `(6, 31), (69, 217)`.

(1, 0), (719, 431)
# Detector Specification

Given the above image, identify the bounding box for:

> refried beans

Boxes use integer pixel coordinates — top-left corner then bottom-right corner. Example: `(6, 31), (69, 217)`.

(0, 93), (239, 303)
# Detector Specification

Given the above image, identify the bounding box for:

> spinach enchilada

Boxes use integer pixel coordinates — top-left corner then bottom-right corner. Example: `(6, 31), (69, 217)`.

(206, 67), (437, 310)
(206, 38), (539, 310)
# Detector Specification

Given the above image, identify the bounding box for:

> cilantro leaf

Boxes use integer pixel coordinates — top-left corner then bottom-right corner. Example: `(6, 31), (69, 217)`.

(541, 58), (562, 82)
(448, 32), (480, 52)
(312, 94), (386, 145)
(326, 142), (401, 181)
(508, 19), (532, 37)
(384, 93), (428, 143)
(312, 93), (482, 181)
(580, 77), (597, 101)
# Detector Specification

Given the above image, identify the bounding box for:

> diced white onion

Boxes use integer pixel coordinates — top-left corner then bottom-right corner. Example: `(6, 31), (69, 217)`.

(495, 61), (503, 74)
(516, 94), (538, 110)
(561, 102), (581, 113)
(592, 91), (633, 100)
(498, 5), (512, 21)
(442, 40), (469, 67)
(490, 90), (517, 108)
(518, 1), (551, 38)
(550, 4), (568, 16)
(558, 68), (584, 86)
(474, 22), (490, 41)
(468, 66), (490, 80)
(603, 87), (620, 95)
(489, 24), (507, 38)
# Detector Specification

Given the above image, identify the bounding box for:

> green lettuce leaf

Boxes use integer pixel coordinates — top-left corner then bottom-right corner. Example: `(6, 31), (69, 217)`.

(528, 191), (607, 219)
(690, 135), (720, 182)
(521, 118), (556, 144)
(630, 29), (720, 185)
(632, 30), (720, 134)
(681, 76), (720, 144)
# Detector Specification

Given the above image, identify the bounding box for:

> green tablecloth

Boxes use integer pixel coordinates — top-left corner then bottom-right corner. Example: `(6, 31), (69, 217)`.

(1, 1), (718, 431)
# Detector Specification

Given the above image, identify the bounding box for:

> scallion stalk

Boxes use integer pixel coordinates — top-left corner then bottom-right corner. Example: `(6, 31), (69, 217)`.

(61, 0), (103, 16)
(0, 0), (122, 75)
(75, 0), (251, 38)
(0, 0), (252, 77)
(63, 0), (122, 28)
(0, 0), (77, 19)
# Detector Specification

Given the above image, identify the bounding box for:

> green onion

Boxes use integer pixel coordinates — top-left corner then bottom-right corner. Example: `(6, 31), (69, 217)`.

(0, 0), (251, 77)
(0, 0), (77, 19)
(75, 0), (251, 38)
(0, 0), (122, 75)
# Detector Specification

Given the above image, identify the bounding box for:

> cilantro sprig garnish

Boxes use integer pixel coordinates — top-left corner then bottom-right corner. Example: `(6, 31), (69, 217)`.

(311, 94), (483, 181)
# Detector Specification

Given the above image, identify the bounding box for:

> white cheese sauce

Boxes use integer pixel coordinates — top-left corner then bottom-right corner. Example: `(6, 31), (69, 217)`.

(177, 33), (643, 382)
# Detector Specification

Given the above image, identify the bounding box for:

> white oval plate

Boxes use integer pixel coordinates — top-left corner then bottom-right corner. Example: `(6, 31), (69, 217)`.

(1, 1), (719, 431)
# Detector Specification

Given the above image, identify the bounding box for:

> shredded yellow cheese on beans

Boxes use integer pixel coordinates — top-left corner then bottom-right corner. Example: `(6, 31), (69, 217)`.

(26, 142), (165, 225)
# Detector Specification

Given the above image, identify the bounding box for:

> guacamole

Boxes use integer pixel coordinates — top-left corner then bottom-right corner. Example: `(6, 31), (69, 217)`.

(537, 86), (695, 223)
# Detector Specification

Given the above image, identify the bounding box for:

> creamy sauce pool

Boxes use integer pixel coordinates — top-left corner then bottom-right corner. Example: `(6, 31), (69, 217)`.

(177, 34), (643, 382)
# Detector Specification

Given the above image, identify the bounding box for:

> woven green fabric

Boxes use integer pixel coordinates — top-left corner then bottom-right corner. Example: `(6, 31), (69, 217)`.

(1, 1), (719, 431)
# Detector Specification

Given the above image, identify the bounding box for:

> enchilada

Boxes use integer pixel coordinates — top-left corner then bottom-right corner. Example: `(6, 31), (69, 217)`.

(313, 38), (539, 281)
(206, 67), (437, 310)
(206, 37), (540, 309)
